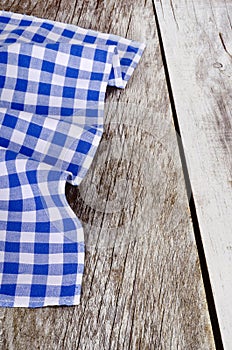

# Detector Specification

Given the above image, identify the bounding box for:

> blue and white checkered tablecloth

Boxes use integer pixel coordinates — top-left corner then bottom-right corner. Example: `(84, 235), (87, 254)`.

(0, 10), (145, 307)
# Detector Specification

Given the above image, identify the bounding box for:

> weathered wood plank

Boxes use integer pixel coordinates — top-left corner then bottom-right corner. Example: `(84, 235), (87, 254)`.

(0, 0), (214, 349)
(154, 0), (232, 348)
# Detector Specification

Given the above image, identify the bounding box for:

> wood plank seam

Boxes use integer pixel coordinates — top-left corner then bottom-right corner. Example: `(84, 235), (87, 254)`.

(154, 0), (232, 348)
(152, 2), (224, 349)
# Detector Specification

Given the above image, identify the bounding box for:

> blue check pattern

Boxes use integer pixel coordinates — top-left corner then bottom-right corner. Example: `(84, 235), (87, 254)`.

(0, 11), (145, 307)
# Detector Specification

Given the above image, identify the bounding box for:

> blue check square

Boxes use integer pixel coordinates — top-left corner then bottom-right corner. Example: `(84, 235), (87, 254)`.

(41, 60), (55, 73)
(15, 79), (28, 92)
(63, 86), (75, 98)
(18, 54), (31, 68)
(38, 82), (51, 95)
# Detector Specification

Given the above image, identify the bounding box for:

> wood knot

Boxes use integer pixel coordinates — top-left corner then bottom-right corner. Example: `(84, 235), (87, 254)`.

(213, 62), (223, 69)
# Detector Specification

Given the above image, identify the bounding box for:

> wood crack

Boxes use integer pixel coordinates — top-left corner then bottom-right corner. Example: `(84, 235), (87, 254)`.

(53, 0), (62, 21)
(125, 11), (133, 38)
(169, 0), (179, 30)
(76, 1), (85, 26)
(70, 0), (80, 24)
(219, 32), (232, 58)
(224, 0), (232, 29)
(96, 248), (115, 324)
(159, 0), (164, 18)
(8, 0), (20, 11)
(191, 0), (199, 25)
(109, 264), (129, 347)
(126, 254), (139, 350)
(158, 309), (165, 347)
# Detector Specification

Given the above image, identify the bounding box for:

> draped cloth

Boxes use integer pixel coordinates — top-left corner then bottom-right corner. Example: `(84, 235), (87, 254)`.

(0, 11), (145, 307)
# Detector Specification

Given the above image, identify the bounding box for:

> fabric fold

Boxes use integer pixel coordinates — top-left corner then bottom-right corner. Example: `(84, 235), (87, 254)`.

(0, 107), (102, 185)
(0, 10), (146, 88)
(0, 147), (84, 307)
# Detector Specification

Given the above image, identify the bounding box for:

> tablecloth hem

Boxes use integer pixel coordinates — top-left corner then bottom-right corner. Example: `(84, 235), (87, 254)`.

(0, 295), (81, 307)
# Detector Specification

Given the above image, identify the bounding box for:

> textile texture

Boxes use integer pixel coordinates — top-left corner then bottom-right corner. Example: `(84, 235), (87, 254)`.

(0, 10), (145, 307)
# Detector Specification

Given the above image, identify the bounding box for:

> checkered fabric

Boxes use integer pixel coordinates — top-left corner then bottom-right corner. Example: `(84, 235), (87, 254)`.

(0, 10), (145, 307)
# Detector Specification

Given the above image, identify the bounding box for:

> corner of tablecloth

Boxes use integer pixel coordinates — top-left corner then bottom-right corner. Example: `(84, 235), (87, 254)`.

(121, 41), (146, 88)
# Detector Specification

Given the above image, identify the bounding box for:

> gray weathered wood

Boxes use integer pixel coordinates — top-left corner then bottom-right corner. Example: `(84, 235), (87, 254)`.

(0, 0), (215, 349)
(154, 0), (232, 348)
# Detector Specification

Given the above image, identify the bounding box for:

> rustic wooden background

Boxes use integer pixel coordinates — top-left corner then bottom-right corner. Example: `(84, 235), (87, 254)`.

(155, 1), (232, 348)
(0, 0), (215, 349)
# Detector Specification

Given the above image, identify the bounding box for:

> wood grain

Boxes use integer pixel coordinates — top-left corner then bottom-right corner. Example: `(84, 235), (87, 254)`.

(0, 0), (214, 349)
(154, 0), (232, 348)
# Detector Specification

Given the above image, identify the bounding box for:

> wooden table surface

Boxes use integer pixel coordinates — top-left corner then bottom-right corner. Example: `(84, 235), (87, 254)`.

(154, 1), (232, 349)
(1, 0), (230, 349)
